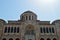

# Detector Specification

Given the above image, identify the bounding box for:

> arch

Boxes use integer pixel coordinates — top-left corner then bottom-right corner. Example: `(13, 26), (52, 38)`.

(26, 24), (34, 30)
(47, 38), (51, 40)
(2, 38), (6, 40)
(53, 38), (57, 40)
(25, 24), (35, 35)
(9, 38), (13, 40)
(16, 38), (20, 40)
(40, 38), (44, 40)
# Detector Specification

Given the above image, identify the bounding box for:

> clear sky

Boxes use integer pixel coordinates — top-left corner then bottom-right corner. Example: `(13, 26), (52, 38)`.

(0, 0), (60, 22)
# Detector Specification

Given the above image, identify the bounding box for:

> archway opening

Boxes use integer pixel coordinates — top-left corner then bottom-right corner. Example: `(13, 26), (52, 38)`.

(47, 38), (51, 40)
(40, 38), (44, 40)
(53, 38), (56, 40)
(2, 38), (6, 40)
(16, 38), (20, 40)
(9, 38), (13, 40)
(25, 24), (35, 35)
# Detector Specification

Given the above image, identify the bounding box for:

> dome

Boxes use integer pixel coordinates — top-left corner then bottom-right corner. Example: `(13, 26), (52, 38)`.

(52, 19), (60, 24)
(0, 19), (6, 23)
(20, 11), (37, 21)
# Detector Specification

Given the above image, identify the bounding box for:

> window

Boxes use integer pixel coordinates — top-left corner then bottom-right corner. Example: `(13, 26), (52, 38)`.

(25, 30), (34, 35)
(43, 27), (45, 33)
(8, 27), (10, 33)
(14, 27), (16, 33)
(29, 16), (31, 20)
(52, 27), (54, 33)
(46, 27), (49, 33)
(40, 27), (43, 33)
(4, 27), (7, 33)
(26, 16), (27, 20)
(49, 28), (51, 33)
(22, 16), (23, 20)
(11, 27), (13, 33)
(32, 16), (33, 20)
(17, 27), (19, 33)
(4, 27), (20, 33)
(25, 30), (29, 34)
(32, 30), (34, 34)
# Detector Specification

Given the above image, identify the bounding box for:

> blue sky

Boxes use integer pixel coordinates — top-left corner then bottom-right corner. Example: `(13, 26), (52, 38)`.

(0, 0), (60, 22)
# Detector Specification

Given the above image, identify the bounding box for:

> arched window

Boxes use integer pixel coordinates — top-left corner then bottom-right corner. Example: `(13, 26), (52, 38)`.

(11, 27), (13, 33)
(26, 16), (27, 20)
(14, 27), (16, 33)
(46, 27), (49, 33)
(52, 27), (54, 33)
(8, 27), (10, 33)
(9, 38), (13, 40)
(29, 16), (31, 20)
(32, 16), (33, 20)
(22, 16), (23, 20)
(25, 25), (35, 35)
(17, 27), (19, 33)
(43, 27), (45, 33)
(2, 38), (6, 40)
(25, 30), (34, 35)
(49, 28), (51, 33)
(40, 27), (43, 33)
(53, 38), (56, 40)
(16, 38), (20, 40)
(47, 38), (51, 40)
(4, 27), (7, 33)
(40, 38), (44, 40)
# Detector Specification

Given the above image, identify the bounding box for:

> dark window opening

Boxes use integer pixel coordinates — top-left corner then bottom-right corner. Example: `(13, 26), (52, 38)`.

(40, 27), (43, 33)
(52, 27), (54, 33)
(25, 30), (35, 35)
(22, 16), (23, 20)
(4, 27), (7, 33)
(49, 28), (51, 33)
(29, 16), (31, 20)
(8, 27), (10, 33)
(11, 27), (13, 33)
(17, 27), (19, 33)
(26, 16), (27, 20)
(43, 27), (45, 33)
(32, 16), (33, 20)
(46, 27), (49, 33)
(14, 27), (16, 33)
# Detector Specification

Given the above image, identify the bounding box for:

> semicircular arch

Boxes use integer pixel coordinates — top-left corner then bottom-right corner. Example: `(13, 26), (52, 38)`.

(25, 24), (34, 30)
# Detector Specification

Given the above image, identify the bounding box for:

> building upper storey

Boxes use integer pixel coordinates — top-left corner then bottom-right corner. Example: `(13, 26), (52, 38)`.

(0, 11), (60, 25)
(20, 11), (37, 21)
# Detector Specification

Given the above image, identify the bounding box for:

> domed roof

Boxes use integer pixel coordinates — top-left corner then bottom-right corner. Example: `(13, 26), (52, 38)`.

(24, 11), (34, 13)
(0, 19), (6, 23)
(21, 11), (37, 16)
(20, 11), (37, 21)
(52, 19), (60, 24)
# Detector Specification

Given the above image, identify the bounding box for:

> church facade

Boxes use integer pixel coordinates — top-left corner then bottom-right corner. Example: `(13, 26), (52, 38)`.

(0, 11), (60, 40)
